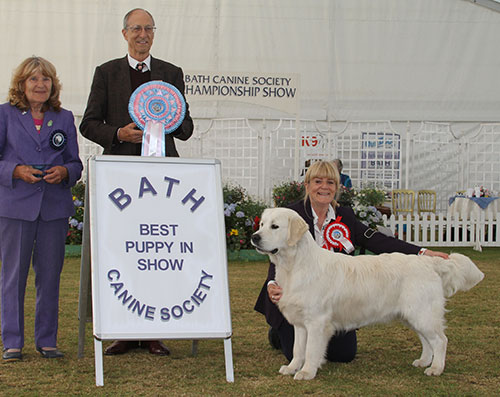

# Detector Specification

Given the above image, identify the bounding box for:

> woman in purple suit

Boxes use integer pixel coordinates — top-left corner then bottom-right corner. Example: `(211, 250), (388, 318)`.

(0, 57), (83, 361)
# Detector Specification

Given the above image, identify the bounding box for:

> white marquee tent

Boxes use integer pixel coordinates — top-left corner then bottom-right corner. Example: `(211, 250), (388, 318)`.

(1, 0), (500, 210)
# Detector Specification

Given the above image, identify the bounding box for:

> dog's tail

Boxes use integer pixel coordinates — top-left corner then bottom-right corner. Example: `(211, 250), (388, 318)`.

(432, 253), (484, 298)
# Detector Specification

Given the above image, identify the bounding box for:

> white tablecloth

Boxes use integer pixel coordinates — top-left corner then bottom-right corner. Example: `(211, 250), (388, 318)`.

(447, 197), (500, 220)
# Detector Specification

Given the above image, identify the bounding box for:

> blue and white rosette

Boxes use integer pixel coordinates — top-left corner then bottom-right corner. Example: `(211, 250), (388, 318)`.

(128, 81), (186, 157)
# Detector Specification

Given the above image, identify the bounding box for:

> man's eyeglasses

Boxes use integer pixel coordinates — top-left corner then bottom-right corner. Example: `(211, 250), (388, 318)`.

(127, 25), (156, 34)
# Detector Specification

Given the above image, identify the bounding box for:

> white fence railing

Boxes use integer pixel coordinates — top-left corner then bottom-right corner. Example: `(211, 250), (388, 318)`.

(74, 115), (500, 249)
(75, 117), (500, 214)
(382, 213), (500, 250)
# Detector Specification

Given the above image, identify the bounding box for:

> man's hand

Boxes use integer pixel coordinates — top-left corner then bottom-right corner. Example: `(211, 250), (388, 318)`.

(118, 122), (143, 144)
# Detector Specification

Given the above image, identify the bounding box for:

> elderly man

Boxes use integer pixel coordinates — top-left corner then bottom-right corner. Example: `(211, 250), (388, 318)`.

(80, 7), (193, 156)
(80, 8), (194, 356)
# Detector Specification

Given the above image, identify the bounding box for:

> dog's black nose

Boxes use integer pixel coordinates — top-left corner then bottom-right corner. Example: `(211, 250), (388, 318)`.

(251, 233), (260, 245)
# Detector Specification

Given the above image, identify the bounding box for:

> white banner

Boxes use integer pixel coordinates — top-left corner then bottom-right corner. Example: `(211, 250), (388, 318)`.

(89, 156), (231, 339)
(184, 71), (300, 115)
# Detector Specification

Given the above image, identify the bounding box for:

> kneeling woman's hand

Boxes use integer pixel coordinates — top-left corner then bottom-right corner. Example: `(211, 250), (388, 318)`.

(424, 249), (449, 260)
(268, 283), (283, 304)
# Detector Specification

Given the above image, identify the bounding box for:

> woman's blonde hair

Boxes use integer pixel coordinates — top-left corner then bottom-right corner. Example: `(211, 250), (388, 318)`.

(304, 160), (341, 206)
(8, 56), (62, 112)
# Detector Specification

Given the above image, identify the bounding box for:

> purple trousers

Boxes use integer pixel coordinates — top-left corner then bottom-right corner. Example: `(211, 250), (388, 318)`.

(0, 216), (67, 349)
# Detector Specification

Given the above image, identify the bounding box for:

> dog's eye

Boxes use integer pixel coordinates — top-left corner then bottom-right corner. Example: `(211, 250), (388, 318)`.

(271, 224), (279, 229)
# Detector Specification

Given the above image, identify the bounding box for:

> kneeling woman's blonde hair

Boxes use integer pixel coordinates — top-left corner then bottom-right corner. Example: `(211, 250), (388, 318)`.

(304, 160), (341, 207)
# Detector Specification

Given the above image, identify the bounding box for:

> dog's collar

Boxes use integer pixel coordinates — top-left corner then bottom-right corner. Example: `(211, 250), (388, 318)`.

(256, 247), (279, 255)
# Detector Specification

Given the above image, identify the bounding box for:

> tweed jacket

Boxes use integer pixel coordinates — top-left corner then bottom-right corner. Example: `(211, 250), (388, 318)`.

(80, 55), (193, 156)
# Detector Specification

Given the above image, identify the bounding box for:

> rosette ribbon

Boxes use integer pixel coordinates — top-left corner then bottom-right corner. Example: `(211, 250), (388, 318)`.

(323, 216), (355, 254)
(128, 81), (186, 157)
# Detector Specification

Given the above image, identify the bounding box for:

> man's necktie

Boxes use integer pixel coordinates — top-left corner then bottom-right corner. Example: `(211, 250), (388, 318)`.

(136, 62), (145, 72)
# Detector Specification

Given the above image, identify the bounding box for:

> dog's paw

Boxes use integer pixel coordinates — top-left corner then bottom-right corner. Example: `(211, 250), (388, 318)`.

(424, 366), (443, 376)
(279, 365), (298, 376)
(294, 369), (316, 380)
(412, 358), (431, 368)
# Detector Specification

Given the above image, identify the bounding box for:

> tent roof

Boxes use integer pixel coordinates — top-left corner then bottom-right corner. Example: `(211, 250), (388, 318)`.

(1, 0), (500, 122)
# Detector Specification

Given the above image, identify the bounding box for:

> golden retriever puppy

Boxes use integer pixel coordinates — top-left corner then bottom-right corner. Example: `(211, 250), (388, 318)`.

(251, 208), (484, 380)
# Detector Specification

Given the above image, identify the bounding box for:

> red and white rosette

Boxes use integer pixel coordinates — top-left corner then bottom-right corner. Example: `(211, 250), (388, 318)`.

(323, 217), (354, 253)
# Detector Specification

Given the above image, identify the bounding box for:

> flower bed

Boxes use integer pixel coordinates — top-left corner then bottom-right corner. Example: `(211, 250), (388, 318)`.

(272, 180), (305, 207)
(223, 183), (267, 251)
(66, 182), (85, 245)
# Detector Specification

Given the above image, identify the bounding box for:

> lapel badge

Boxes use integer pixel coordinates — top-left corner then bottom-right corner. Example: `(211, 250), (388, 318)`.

(49, 129), (67, 150)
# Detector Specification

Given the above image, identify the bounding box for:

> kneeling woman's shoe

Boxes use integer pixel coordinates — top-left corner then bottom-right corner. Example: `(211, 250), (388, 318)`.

(2, 349), (22, 362)
(36, 347), (64, 359)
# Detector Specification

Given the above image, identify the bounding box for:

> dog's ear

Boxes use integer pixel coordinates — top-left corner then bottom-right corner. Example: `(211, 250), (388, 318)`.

(287, 214), (309, 246)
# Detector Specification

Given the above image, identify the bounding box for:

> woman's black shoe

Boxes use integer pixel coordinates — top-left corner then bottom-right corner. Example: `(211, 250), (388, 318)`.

(36, 347), (64, 359)
(268, 327), (281, 350)
(2, 349), (22, 362)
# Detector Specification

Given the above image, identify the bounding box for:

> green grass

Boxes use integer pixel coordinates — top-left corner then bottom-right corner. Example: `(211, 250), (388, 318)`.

(0, 247), (499, 396)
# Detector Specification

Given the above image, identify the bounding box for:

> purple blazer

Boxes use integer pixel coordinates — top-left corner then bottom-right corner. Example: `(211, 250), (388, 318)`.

(0, 103), (83, 221)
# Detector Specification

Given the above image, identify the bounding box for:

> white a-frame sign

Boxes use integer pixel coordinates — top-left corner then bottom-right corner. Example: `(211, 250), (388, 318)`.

(87, 155), (233, 385)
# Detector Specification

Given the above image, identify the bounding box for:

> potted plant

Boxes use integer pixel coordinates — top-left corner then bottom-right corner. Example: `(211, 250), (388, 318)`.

(357, 186), (391, 217)
(272, 180), (305, 207)
(338, 185), (356, 207)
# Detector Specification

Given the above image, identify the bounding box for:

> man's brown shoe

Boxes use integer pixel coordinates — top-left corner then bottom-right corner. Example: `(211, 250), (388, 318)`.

(104, 340), (138, 355)
(142, 340), (170, 356)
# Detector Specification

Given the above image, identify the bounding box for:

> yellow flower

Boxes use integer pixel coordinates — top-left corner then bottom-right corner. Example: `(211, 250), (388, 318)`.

(230, 229), (239, 236)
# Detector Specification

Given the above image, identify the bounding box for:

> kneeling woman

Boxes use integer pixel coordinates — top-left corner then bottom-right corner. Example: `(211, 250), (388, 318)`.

(254, 160), (448, 362)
